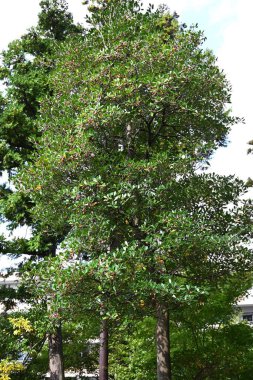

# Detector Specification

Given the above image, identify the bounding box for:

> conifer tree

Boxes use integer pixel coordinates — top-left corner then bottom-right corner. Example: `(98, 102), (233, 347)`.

(0, 1), (84, 379)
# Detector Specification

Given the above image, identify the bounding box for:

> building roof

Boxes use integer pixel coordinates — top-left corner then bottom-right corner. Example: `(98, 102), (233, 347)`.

(237, 288), (253, 307)
(0, 273), (19, 288)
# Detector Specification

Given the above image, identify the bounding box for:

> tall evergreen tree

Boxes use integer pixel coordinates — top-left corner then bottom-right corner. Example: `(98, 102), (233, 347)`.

(17, 1), (253, 379)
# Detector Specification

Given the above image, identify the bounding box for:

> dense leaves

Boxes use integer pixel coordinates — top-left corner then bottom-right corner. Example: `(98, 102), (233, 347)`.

(1, 1), (253, 379)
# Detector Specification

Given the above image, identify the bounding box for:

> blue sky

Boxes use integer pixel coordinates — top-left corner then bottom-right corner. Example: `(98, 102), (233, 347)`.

(0, 0), (252, 268)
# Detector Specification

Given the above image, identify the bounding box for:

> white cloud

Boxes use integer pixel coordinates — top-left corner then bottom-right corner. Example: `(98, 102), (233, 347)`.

(68, 0), (87, 24)
(209, 0), (253, 179)
(208, 0), (236, 25)
(0, 0), (40, 50)
(0, 1), (87, 50)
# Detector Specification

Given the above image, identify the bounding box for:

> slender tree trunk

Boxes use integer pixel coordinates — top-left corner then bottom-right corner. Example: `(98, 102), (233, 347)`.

(49, 323), (64, 380)
(156, 301), (172, 380)
(99, 318), (109, 380)
(48, 246), (64, 380)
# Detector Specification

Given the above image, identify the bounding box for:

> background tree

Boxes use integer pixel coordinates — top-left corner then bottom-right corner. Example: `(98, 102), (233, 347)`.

(109, 278), (253, 380)
(0, 0), (83, 251)
(0, 1), (85, 379)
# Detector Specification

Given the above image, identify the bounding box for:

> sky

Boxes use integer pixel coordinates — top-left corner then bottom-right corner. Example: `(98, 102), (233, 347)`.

(0, 0), (252, 268)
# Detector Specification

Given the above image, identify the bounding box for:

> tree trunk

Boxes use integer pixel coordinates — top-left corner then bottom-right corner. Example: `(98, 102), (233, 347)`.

(156, 301), (171, 380)
(48, 246), (64, 380)
(99, 318), (109, 380)
(49, 324), (64, 380)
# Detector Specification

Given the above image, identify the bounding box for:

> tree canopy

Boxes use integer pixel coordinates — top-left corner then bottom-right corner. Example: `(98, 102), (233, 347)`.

(1, 1), (253, 379)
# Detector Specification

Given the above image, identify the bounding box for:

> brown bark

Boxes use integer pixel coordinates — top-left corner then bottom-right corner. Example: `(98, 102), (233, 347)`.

(156, 302), (171, 380)
(99, 318), (109, 380)
(49, 324), (64, 380)
(48, 246), (64, 380)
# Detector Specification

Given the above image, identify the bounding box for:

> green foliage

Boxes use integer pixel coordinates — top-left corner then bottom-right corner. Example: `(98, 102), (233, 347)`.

(63, 321), (99, 374)
(17, 0), (253, 367)
(19, 1), (244, 247)
(0, 315), (20, 361)
(0, 0), (85, 266)
(38, 0), (83, 40)
(0, 0), (84, 227)
(172, 318), (253, 379)
(0, 1), (86, 377)
(1, 0), (253, 378)
(110, 317), (157, 380)
(0, 359), (24, 380)
(109, 279), (253, 380)
(0, 308), (48, 380)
